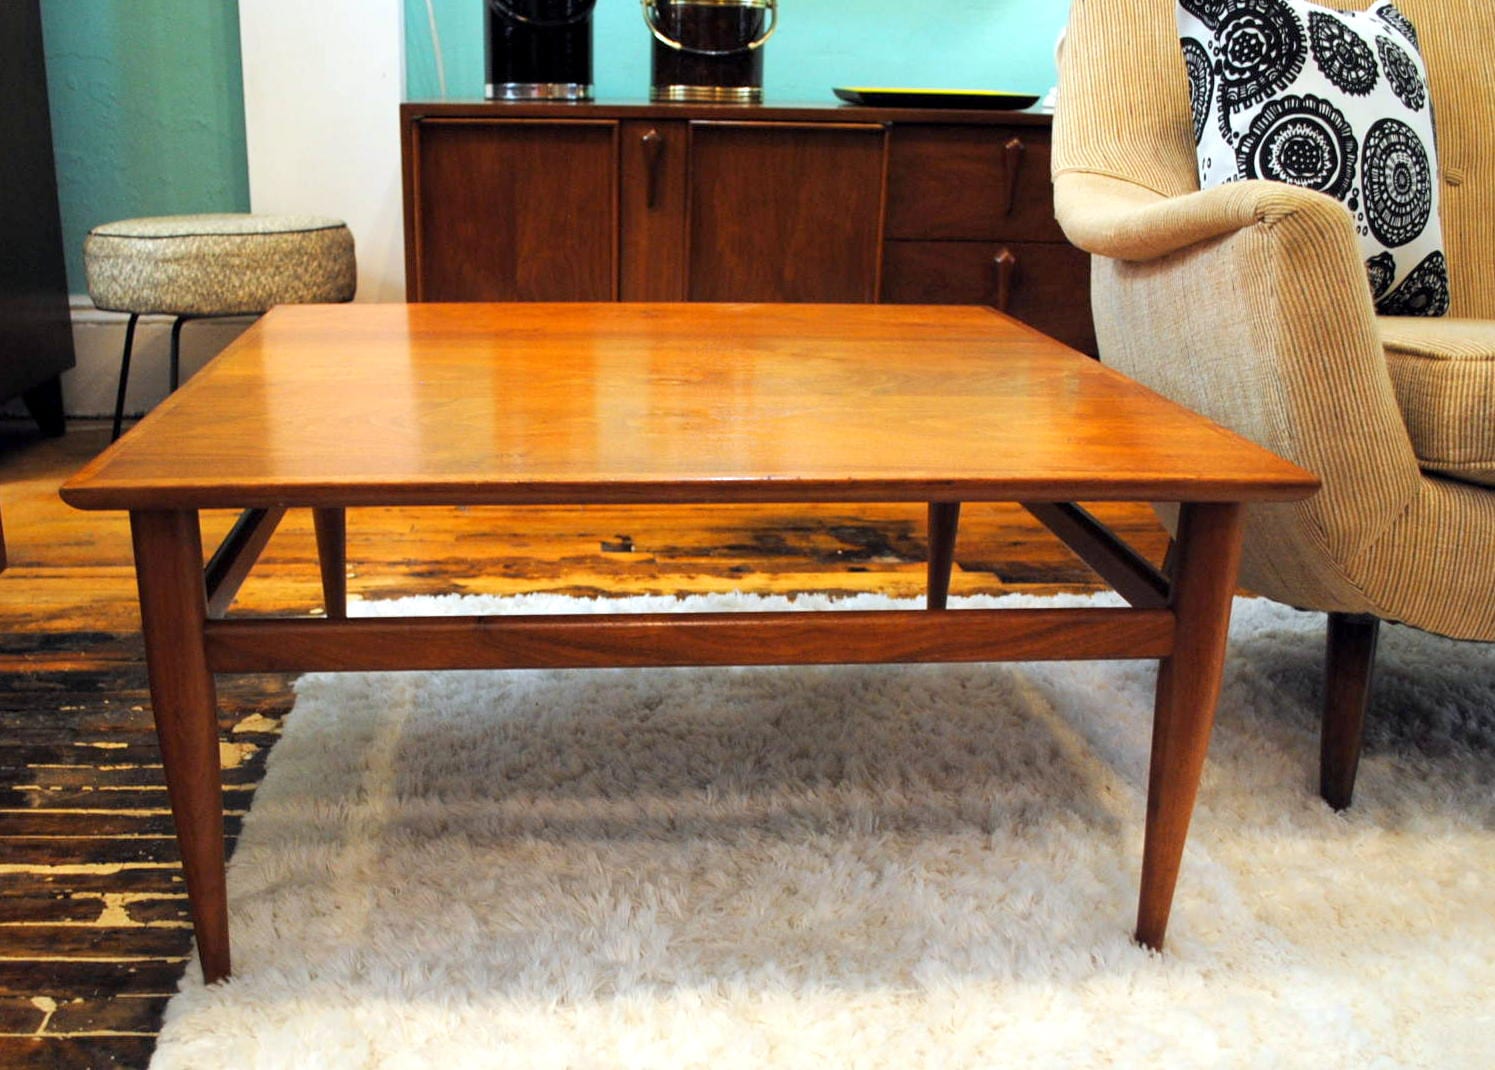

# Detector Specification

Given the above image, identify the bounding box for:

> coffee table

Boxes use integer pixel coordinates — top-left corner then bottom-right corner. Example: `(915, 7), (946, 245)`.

(62, 302), (1318, 983)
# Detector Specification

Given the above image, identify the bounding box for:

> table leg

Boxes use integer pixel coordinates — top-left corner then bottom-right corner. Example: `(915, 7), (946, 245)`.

(1135, 501), (1244, 951)
(313, 507), (347, 620)
(130, 510), (231, 983)
(926, 502), (961, 610)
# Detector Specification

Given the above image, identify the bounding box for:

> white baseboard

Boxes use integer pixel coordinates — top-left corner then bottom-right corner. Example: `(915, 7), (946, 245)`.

(2, 296), (257, 421)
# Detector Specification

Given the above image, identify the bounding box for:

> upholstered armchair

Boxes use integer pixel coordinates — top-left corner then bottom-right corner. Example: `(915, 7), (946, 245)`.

(1052, 0), (1494, 807)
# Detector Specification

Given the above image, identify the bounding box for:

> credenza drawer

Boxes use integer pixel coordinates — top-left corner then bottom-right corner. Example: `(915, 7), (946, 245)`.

(885, 126), (1065, 243)
(881, 240), (1095, 356)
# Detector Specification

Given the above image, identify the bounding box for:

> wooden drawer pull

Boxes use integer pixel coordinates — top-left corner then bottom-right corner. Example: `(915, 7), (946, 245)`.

(992, 247), (1017, 311)
(1002, 137), (1025, 216)
(642, 128), (665, 209)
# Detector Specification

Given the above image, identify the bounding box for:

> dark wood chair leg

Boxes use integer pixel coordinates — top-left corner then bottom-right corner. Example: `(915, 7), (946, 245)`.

(1320, 612), (1380, 811)
(1136, 502), (1243, 951)
(313, 507), (347, 620)
(21, 374), (66, 437)
(130, 510), (231, 983)
(111, 313), (141, 441)
(926, 502), (961, 610)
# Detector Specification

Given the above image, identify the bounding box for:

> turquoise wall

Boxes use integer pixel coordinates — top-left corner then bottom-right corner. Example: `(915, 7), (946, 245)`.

(405, 0), (1066, 103)
(37, 1), (1065, 294)
(40, 0), (250, 293)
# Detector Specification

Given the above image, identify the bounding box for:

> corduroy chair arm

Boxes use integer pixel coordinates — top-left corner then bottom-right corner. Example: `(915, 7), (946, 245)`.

(1073, 173), (1427, 607)
(1053, 171), (1362, 266)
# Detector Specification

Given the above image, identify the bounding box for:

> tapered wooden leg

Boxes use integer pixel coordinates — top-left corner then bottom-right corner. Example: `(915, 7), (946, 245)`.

(1136, 501), (1244, 951)
(313, 507), (347, 620)
(927, 502), (961, 610)
(130, 510), (230, 983)
(1320, 612), (1380, 811)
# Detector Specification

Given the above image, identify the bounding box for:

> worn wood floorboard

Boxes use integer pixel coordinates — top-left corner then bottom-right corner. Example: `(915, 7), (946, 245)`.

(1, 419), (1168, 1067)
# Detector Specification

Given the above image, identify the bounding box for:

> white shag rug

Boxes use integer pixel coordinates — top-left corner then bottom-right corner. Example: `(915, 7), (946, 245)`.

(152, 593), (1495, 1069)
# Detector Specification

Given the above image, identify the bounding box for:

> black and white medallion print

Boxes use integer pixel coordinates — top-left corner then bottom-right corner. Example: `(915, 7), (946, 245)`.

(1182, 37), (1214, 144)
(1237, 94), (1357, 199)
(1179, 0), (1447, 315)
(1366, 250), (1396, 300)
(1308, 11), (1377, 96)
(1362, 117), (1432, 247)
(1374, 35), (1425, 111)
(1375, 2), (1419, 50)
(1214, 0), (1306, 116)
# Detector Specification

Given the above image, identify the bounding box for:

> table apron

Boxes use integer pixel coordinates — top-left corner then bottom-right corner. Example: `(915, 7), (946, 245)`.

(202, 607), (1176, 673)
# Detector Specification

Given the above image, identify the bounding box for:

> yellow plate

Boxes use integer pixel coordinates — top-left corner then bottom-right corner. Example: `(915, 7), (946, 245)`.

(833, 87), (1040, 109)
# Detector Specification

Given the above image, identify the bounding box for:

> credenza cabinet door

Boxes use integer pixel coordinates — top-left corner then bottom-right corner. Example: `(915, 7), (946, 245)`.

(684, 122), (886, 303)
(406, 119), (618, 301)
(885, 126), (1064, 243)
(881, 241), (1096, 356)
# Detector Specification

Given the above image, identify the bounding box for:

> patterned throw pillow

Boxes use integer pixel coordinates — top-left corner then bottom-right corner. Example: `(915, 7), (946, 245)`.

(1178, 0), (1448, 316)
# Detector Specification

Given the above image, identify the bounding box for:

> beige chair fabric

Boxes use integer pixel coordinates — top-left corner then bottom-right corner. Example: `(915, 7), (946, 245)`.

(1052, 0), (1495, 643)
(1380, 319), (1495, 487)
(85, 214), (356, 317)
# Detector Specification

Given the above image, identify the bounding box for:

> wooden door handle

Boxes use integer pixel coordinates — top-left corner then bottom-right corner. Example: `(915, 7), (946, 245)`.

(1002, 136), (1025, 216)
(642, 129), (665, 209)
(992, 247), (1018, 312)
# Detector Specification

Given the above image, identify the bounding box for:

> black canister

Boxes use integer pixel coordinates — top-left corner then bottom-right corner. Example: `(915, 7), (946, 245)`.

(485, 0), (596, 101)
(643, 0), (777, 104)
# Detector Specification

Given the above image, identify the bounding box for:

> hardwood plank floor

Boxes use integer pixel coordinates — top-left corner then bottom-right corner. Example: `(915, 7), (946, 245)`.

(1, 419), (1168, 1067)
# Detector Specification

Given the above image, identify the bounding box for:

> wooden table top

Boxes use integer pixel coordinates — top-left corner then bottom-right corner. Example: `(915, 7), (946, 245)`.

(61, 303), (1318, 511)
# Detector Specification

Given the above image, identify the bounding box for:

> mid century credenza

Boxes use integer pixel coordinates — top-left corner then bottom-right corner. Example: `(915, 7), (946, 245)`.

(400, 102), (1095, 356)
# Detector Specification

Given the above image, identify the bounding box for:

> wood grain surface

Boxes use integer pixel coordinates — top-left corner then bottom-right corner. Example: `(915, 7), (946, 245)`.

(60, 301), (1315, 984)
(7, 421), (1174, 1064)
(399, 100), (1062, 128)
(684, 124), (886, 302)
(61, 303), (1318, 511)
(401, 105), (1100, 354)
(404, 120), (619, 303)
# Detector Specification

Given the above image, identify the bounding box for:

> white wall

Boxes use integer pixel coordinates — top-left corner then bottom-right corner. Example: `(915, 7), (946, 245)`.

(6, 1), (409, 423)
(60, 305), (255, 419)
(239, 0), (406, 303)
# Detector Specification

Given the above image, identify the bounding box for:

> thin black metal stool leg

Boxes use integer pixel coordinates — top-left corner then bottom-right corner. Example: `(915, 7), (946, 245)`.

(169, 315), (189, 393)
(111, 313), (141, 442)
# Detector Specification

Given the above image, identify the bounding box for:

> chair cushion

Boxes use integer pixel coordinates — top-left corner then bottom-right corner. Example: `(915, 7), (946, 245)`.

(1379, 317), (1495, 485)
(85, 214), (356, 316)
(1178, 0), (1449, 316)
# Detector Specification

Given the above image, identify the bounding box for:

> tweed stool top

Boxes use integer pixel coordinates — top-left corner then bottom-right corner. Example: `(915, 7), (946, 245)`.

(85, 213), (356, 316)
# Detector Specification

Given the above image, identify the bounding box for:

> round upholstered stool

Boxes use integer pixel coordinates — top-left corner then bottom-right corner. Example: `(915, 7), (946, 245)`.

(85, 213), (356, 439)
